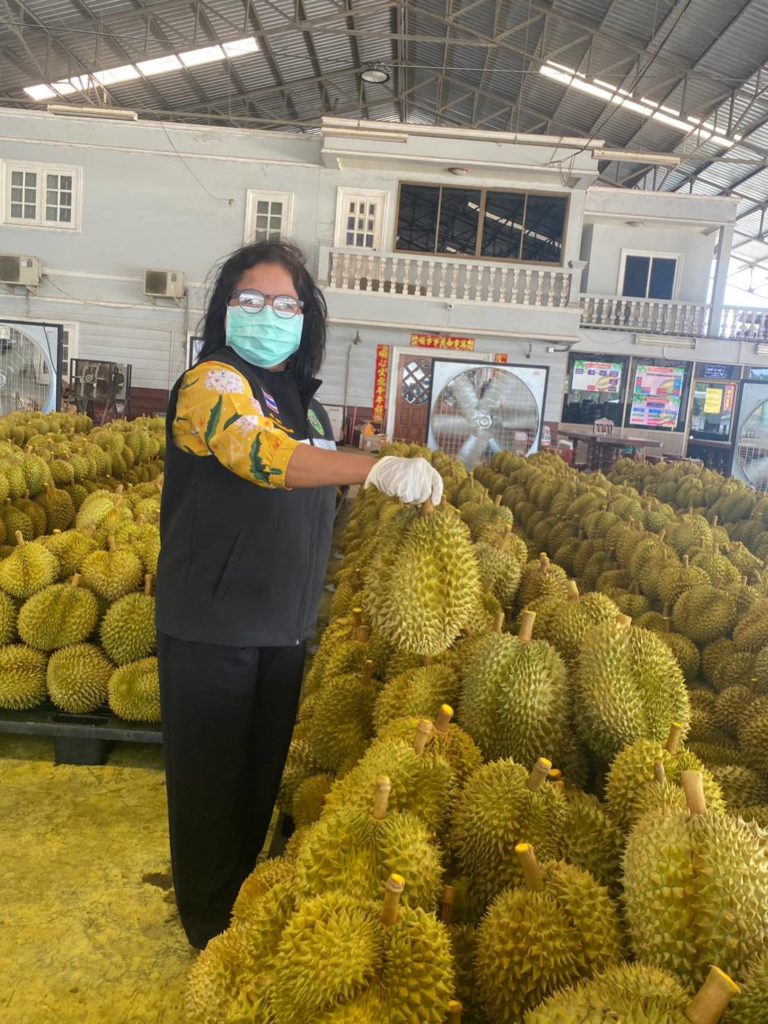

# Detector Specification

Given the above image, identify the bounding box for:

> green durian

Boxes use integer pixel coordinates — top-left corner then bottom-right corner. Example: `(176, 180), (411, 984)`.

(738, 712), (768, 777)
(711, 651), (757, 692)
(475, 847), (623, 1024)
(524, 963), (739, 1024)
(516, 553), (569, 611)
(35, 485), (75, 532)
(0, 533), (59, 599)
(724, 955), (768, 1024)
(449, 757), (565, 913)
(709, 764), (768, 810)
(293, 776), (443, 910)
(672, 585), (737, 644)
(107, 657), (160, 722)
(80, 540), (143, 601)
(0, 590), (17, 644)
(18, 575), (99, 650)
(559, 788), (624, 892)
(376, 708), (483, 788)
(372, 663), (457, 736)
(733, 600), (768, 652)
(0, 644), (47, 709)
(473, 534), (521, 607)
(532, 581), (619, 669)
(292, 773), (334, 827)
(575, 615), (690, 762)
(623, 770), (768, 984)
(41, 529), (98, 577)
(47, 643), (113, 714)
(99, 575), (156, 665)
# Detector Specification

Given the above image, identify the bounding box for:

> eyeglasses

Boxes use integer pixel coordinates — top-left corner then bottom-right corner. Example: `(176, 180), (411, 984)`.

(234, 289), (303, 319)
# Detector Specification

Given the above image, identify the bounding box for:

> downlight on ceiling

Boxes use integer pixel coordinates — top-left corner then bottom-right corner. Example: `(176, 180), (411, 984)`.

(360, 64), (391, 84)
(448, 166), (470, 175)
(24, 36), (259, 102)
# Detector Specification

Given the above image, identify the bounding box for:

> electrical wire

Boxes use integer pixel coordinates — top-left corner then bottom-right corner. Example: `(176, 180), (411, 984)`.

(157, 119), (233, 203)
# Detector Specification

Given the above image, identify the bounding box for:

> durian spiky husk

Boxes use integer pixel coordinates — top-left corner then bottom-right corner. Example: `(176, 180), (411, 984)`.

(476, 859), (623, 1024)
(18, 580), (99, 651)
(372, 664), (457, 736)
(107, 657), (160, 722)
(724, 955), (768, 1024)
(623, 801), (768, 984)
(532, 589), (620, 670)
(47, 642), (113, 714)
(291, 773), (334, 827)
(0, 643), (47, 709)
(560, 789), (625, 893)
(575, 619), (690, 762)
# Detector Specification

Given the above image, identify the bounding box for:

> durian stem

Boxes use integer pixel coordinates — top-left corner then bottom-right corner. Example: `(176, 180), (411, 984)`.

(70, 574), (81, 588)
(566, 580), (579, 601)
(440, 885), (455, 925)
(665, 723), (683, 755)
(616, 613), (632, 628)
(362, 659), (375, 686)
(144, 574), (153, 597)
(682, 555), (689, 569)
(712, 515), (719, 529)
(381, 874), (405, 927)
(352, 607), (363, 628)
(750, 676), (758, 696)
(421, 500), (435, 518)
(355, 625), (370, 644)
(435, 704), (453, 735)
(538, 552), (549, 573)
(518, 610), (536, 643)
(493, 493), (502, 507)
(682, 770), (708, 815)
(685, 966), (740, 1024)
(413, 719), (433, 756)
(526, 757), (552, 791)
(494, 611), (504, 634)
(446, 999), (463, 1023)
(372, 776), (391, 821)
(654, 761), (667, 784)
(107, 535), (116, 552)
(423, 655), (434, 667)
(14, 531), (25, 547)
(516, 843), (545, 892)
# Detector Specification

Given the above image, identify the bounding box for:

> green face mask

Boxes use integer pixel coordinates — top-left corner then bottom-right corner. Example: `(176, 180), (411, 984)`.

(225, 306), (303, 368)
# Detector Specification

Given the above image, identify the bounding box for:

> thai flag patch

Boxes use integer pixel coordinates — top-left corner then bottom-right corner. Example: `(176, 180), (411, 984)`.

(262, 389), (279, 416)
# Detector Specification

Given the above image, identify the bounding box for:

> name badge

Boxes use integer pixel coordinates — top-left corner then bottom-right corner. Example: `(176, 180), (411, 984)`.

(313, 438), (337, 451)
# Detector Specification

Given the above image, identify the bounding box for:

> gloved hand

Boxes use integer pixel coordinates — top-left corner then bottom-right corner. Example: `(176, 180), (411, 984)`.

(364, 456), (444, 506)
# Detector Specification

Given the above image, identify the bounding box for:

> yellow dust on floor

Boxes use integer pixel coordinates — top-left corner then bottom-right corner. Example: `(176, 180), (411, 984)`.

(0, 737), (196, 1024)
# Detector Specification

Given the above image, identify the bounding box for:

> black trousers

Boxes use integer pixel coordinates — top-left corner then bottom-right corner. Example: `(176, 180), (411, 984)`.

(157, 632), (305, 949)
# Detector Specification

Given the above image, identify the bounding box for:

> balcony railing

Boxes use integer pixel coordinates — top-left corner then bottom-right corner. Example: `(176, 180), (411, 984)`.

(325, 247), (575, 307)
(580, 295), (709, 336)
(720, 305), (768, 341)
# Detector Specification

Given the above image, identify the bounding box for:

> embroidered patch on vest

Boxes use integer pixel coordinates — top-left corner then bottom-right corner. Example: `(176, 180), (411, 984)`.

(262, 389), (279, 416)
(308, 408), (324, 436)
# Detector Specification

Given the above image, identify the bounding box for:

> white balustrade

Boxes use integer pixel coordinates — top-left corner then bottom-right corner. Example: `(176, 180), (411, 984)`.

(580, 294), (709, 336)
(720, 305), (768, 341)
(324, 247), (574, 307)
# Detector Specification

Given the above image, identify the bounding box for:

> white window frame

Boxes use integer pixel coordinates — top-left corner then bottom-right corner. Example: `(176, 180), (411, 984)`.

(334, 187), (390, 251)
(2, 161), (82, 231)
(618, 249), (682, 301)
(244, 189), (293, 244)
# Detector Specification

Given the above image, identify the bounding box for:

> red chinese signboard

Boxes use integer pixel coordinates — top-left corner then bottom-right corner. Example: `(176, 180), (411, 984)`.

(410, 333), (475, 352)
(372, 344), (390, 422)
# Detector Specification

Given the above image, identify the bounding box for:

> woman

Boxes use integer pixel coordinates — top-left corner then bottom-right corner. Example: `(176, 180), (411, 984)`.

(156, 240), (442, 949)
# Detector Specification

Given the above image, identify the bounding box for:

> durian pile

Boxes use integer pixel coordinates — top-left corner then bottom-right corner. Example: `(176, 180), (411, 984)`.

(189, 442), (768, 1024)
(0, 411), (164, 723)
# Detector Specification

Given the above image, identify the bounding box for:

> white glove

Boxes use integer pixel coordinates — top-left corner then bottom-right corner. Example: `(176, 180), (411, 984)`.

(364, 456), (444, 506)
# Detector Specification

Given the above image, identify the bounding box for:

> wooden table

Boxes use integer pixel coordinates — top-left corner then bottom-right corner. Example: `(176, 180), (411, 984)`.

(558, 431), (662, 471)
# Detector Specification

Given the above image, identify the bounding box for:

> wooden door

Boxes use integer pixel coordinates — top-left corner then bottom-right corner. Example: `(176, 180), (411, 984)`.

(392, 354), (432, 444)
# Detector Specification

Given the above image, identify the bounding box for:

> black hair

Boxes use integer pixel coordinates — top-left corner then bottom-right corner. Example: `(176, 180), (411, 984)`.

(197, 239), (327, 387)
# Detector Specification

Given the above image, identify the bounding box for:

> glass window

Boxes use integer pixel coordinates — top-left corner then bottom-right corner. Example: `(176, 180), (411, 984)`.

(6, 166), (78, 227)
(648, 258), (677, 299)
(481, 192), (524, 259)
(437, 187), (481, 256)
(396, 184), (439, 252)
(622, 254), (677, 299)
(522, 195), (567, 263)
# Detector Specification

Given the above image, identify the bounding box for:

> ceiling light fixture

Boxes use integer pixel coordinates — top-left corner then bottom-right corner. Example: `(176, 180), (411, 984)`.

(24, 36), (259, 103)
(47, 104), (138, 121)
(594, 148), (681, 167)
(448, 166), (470, 175)
(360, 63), (391, 84)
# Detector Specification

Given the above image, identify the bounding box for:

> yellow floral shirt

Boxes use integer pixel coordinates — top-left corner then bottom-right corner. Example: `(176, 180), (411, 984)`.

(172, 361), (300, 488)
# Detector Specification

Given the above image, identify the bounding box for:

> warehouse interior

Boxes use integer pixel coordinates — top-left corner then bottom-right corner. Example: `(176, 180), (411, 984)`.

(3, 2), (768, 1022)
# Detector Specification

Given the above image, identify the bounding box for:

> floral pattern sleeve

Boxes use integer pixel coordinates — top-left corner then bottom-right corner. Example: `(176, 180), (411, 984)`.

(172, 361), (300, 488)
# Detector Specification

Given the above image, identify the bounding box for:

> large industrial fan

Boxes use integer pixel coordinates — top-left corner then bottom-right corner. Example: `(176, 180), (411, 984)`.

(427, 359), (548, 469)
(732, 382), (768, 493)
(0, 320), (62, 415)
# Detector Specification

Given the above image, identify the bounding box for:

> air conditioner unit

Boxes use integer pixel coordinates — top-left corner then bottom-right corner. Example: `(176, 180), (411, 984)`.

(0, 255), (42, 287)
(144, 269), (185, 299)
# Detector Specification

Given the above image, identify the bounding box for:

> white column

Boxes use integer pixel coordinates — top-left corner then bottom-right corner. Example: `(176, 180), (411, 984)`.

(709, 223), (735, 338)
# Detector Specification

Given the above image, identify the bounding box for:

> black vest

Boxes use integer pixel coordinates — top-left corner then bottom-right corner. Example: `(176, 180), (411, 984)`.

(156, 347), (336, 647)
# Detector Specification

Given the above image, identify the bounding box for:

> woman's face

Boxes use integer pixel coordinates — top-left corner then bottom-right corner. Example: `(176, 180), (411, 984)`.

(229, 262), (299, 307)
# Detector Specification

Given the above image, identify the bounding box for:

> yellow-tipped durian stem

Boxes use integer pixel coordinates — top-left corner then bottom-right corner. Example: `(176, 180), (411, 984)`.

(362, 659), (375, 686)
(682, 554), (689, 569)
(372, 776), (391, 821)
(440, 885), (455, 925)
(516, 843), (545, 892)
(382, 874), (405, 927)
(685, 966), (739, 1024)
(654, 760), (667, 784)
(413, 719), (434, 756)
(435, 705), (453, 735)
(518, 610), (536, 643)
(682, 770), (708, 816)
(14, 531), (25, 547)
(526, 757), (552, 791)
(616, 613), (632, 629)
(665, 723), (683, 755)
(70, 574), (82, 589)
(661, 615), (671, 633)
(352, 607), (363, 628)
(566, 580), (579, 601)
(446, 999), (463, 1023)
(750, 676), (758, 696)
(144, 574), (153, 597)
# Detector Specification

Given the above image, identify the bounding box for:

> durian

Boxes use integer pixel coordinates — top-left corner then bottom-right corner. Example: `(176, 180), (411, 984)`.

(47, 643), (113, 714)
(672, 585), (737, 644)
(372, 663), (457, 736)
(80, 538), (143, 601)
(18, 574), (99, 650)
(0, 644), (47, 709)
(532, 581), (620, 669)
(99, 574), (156, 665)
(0, 532), (59, 599)
(107, 657), (160, 722)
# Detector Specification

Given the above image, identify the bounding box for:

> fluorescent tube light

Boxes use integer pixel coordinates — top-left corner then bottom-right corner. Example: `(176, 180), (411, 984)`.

(47, 104), (139, 121)
(593, 148), (681, 167)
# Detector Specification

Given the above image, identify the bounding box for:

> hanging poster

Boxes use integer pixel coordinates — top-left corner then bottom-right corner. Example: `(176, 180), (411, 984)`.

(703, 387), (724, 415)
(372, 344), (390, 422)
(629, 363), (686, 429)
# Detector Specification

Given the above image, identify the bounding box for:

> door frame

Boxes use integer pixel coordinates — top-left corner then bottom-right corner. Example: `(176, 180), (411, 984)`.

(385, 346), (493, 440)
